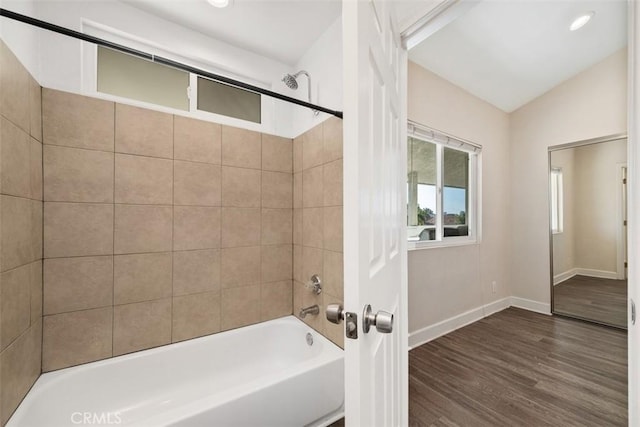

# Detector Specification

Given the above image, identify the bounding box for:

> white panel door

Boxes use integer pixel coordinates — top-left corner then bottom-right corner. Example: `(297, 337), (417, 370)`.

(342, 0), (408, 425)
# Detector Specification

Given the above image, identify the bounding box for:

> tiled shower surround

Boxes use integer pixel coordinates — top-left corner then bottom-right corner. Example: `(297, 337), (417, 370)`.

(41, 89), (297, 371)
(0, 42), (44, 425)
(293, 120), (344, 348)
(0, 40), (344, 425)
(40, 91), (344, 370)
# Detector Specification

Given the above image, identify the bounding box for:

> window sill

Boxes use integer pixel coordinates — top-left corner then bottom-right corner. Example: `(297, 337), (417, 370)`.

(408, 237), (478, 251)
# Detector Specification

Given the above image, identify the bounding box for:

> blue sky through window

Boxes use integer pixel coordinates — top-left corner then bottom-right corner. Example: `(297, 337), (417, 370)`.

(444, 187), (466, 215)
(417, 185), (466, 214)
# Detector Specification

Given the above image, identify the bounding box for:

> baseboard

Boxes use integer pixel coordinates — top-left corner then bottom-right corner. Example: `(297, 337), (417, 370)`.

(574, 268), (618, 280)
(554, 268), (577, 285)
(510, 297), (551, 315)
(554, 268), (619, 285)
(409, 296), (552, 349)
(408, 297), (511, 350)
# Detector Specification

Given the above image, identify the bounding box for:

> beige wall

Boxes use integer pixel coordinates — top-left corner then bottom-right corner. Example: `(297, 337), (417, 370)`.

(0, 41), (43, 426)
(292, 118), (344, 348)
(41, 89), (294, 371)
(551, 148), (576, 279)
(407, 62), (511, 333)
(510, 48), (627, 304)
(574, 139), (627, 273)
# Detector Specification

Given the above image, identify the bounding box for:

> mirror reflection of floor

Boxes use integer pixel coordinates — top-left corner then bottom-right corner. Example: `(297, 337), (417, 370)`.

(554, 275), (627, 328)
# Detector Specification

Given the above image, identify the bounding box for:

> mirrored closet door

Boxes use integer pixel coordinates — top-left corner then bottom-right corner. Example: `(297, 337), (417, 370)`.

(550, 136), (628, 328)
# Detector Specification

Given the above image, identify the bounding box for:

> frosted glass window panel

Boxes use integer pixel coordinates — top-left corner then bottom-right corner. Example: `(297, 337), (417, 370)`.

(410, 137), (436, 185)
(443, 147), (469, 189)
(407, 138), (437, 231)
(97, 47), (189, 110)
(197, 77), (261, 123)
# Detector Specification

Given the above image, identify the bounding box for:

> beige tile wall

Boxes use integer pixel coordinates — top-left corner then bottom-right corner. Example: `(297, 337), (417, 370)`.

(41, 89), (294, 371)
(0, 41), (44, 426)
(293, 118), (345, 348)
(0, 39), (343, 426)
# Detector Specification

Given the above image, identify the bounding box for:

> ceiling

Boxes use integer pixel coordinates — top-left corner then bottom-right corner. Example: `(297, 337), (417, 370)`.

(119, 0), (341, 66)
(409, 0), (628, 112)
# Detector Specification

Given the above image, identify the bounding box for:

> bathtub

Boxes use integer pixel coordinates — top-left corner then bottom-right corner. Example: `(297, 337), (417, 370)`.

(8, 316), (344, 427)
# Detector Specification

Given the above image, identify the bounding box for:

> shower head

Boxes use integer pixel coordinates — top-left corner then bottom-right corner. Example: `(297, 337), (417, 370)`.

(282, 73), (299, 90)
(282, 70), (309, 90)
(281, 70), (318, 116)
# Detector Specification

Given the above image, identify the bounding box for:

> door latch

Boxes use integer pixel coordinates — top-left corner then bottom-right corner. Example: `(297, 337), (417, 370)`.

(326, 303), (358, 339)
(632, 299), (636, 325)
(345, 312), (358, 339)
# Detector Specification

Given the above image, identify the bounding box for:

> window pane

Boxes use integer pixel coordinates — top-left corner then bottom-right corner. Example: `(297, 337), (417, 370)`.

(97, 47), (189, 110)
(407, 137), (436, 241)
(197, 77), (261, 123)
(550, 168), (563, 233)
(443, 147), (469, 237)
(551, 172), (558, 231)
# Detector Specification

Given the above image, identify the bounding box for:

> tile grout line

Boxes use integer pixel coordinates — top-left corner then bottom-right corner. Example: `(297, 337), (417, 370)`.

(218, 124), (223, 331)
(38, 83), (45, 374)
(37, 142), (319, 170)
(319, 122), (325, 335)
(171, 114), (175, 344)
(290, 136), (295, 316)
(259, 133), (263, 323)
(112, 102), (116, 358)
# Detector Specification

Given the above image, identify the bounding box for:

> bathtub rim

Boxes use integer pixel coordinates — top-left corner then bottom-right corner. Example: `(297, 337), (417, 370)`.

(38, 315), (341, 376)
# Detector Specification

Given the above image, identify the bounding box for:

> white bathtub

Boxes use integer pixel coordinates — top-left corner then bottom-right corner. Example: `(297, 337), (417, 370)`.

(8, 316), (344, 427)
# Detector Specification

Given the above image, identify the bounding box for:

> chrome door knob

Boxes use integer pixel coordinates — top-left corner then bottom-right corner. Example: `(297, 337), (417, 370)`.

(326, 303), (344, 324)
(363, 304), (394, 334)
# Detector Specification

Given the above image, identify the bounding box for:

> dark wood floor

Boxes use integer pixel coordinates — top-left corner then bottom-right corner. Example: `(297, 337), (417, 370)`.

(554, 275), (627, 328)
(409, 308), (627, 427)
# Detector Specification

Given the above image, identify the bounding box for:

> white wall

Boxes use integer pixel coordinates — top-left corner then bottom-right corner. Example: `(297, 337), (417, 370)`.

(510, 48), (627, 304)
(407, 61), (511, 342)
(1, 1), (343, 138)
(0, 0), (40, 79)
(574, 139), (627, 274)
(290, 16), (342, 137)
(35, 2), (289, 89)
(36, 0), (295, 136)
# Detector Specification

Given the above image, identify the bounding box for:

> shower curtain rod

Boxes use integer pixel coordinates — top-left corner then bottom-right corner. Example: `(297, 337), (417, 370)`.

(0, 8), (344, 119)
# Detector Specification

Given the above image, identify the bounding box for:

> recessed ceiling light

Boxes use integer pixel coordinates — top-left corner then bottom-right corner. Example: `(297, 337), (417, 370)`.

(570, 11), (595, 31)
(207, 0), (230, 8)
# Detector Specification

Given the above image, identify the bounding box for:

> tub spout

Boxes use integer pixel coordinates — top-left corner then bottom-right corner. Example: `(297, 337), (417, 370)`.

(299, 304), (320, 318)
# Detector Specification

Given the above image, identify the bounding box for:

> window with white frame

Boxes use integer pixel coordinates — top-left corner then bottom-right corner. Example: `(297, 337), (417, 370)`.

(550, 167), (563, 234)
(407, 123), (480, 247)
